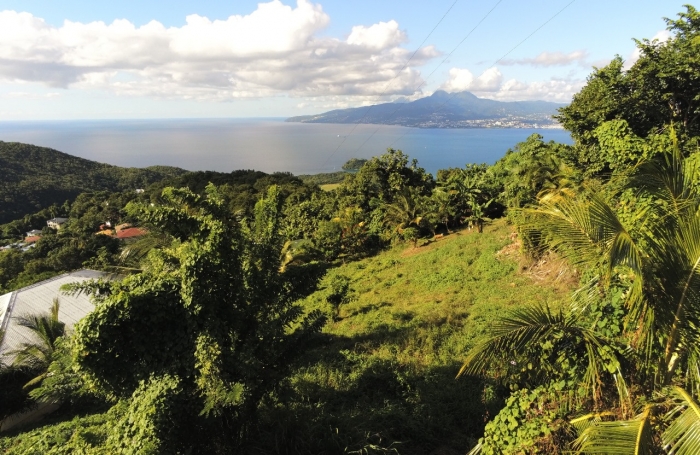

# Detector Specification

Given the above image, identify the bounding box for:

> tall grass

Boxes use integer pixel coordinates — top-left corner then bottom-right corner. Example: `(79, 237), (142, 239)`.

(253, 219), (573, 454)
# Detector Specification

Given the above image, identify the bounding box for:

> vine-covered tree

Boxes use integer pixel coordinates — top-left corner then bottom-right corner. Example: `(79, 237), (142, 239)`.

(71, 184), (326, 453)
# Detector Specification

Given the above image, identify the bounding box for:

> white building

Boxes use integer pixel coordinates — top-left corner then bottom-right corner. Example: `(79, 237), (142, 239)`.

(0, 269), (111, 363)
(46, 218), (68, 230)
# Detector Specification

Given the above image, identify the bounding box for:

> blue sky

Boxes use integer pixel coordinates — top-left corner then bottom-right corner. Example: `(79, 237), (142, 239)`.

(0, 0), (689, 120)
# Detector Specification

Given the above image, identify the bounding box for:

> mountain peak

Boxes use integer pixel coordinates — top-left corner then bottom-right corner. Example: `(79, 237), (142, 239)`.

(286, 91), (564, 128)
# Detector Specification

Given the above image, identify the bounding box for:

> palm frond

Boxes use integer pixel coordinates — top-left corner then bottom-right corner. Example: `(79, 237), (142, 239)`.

(570, 411), (617, 433)
(458, 305), (566, 377)
(572, 406), (653, 455)
(570, 276), (603, 315)
(466, 442), (483, 455)
(10, 299), (65, 372)
(662, 386), (700, 455)
(683, 333), (700, 396)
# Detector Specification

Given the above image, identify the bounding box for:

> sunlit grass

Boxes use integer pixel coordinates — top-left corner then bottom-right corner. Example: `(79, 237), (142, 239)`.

(319, 183), (341, 191)
(256, 219), (575, 454)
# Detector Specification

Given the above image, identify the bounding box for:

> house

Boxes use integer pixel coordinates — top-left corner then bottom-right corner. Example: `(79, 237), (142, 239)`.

(0, 269), (111, 364)
(25, 229), (42, 237)
(0, 270), (113, 431)
(23, 236), (40, 245)
(46, 217), (68, 230)
(94, 223), (146, 239)
(116, 227), (146, 240)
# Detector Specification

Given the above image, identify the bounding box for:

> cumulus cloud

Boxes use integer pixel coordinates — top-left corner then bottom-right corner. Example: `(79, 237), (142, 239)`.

(500, 50), (589, 67)
(441, 67), (503, 92)
(441, 66), (583, 102)
(623, 30), (672, 70)
(347, 20), (406, 50)
(482, 77), (585, 102)
(0, 1), (437, 100)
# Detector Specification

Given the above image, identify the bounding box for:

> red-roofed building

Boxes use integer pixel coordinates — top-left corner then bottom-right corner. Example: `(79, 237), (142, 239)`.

(24, 236), (41, 244)
(116, 227), (146, 239)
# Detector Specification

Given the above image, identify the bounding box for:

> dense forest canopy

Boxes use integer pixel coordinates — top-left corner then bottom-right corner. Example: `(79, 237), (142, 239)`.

(0, 141), (187, 224)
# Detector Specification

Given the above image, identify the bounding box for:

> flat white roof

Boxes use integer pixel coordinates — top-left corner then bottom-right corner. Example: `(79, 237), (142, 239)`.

(0, 270), (111, 363)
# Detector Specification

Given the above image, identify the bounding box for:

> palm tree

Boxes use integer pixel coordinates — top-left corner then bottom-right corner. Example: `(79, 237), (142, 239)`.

(428, 187), (455, 234)
(461, 144), (700, 454)
(11, 298), (65, 388)
(444, 166), (494, 232)
(383, 187), (431, 238)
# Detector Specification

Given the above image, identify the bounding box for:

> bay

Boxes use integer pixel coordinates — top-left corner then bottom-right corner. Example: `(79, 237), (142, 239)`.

(0, 118), (572, 176)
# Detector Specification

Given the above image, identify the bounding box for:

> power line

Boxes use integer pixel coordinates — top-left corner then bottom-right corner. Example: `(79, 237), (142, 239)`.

(387, 0), (576, 151)
(321, 0), (462, 168)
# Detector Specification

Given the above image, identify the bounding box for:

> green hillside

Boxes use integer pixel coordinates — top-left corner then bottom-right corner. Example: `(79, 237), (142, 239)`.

(0, 220), (575, 454)
(0, 141), (188, 224)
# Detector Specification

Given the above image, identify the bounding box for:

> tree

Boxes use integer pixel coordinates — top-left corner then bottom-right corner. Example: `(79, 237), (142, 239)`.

(71, 184), (326, 453)
(382, 186), (432, 240)
(556, 5), (700, 174)
(461, 144), (700, 454)
(336, 148), (434, 213)
(490, 134), (575, 208)
(342, 158), (368, 171)
(11, 298), (65, 388)
(325, 274), (353, 321)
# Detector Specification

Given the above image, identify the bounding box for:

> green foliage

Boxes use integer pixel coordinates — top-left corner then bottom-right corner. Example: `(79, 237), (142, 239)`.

(147, 169), (318, 219)
(474, 386), (561, 455)
(342, 158), (369, 171)
(105, 374), (190, 455)
(29, 337), (93, 405)
(335, 148), (434, 213)
(297, 170), (348, 185)
(253, 220), (573, 454)
(71, 184), (326, 452)
(1, 219), (573, 453)
(556, 5), (700, 174)
(469, 140), (700, 452)
(10, 299), (65, 375)
(0, 412), (110, 454)
(0, 141), (186, 224)
(401, 226), (420, 247)
(489, 134), (576, 208)
(325, 273), (354, 320)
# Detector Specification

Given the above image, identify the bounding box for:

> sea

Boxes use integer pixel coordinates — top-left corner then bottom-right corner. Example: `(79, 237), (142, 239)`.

(0, 118), (572, 176)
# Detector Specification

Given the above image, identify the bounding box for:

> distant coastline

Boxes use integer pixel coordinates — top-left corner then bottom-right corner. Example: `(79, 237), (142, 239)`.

(286, 90), (564, 129)
(0, 119), (572, 176)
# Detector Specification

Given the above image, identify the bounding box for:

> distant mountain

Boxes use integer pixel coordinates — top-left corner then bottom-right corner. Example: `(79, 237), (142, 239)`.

(286, 90), (565, 128)
(0, 141), (188, 224)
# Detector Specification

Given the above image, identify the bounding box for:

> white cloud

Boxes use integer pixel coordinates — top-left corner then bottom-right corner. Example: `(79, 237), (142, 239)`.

(0, 1), (438, 100)
(623, 30), (672, 70)
(483, 78), (585, 102)
(441, 66), (583, 102)
(441, 67), (502, 92)
(501, 50), (589, 67)
(347, 20), (406, 50)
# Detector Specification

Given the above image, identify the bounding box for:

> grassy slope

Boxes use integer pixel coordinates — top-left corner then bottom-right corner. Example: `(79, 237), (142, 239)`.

(0, 219), (575, 455)
(255, 219), (575, 454)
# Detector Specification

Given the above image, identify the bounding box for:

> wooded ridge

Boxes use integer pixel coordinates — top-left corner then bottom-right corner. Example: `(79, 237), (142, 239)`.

(0, 141), (187, 224)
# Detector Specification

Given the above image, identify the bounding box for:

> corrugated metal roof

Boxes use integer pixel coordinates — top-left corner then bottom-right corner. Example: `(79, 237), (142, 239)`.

(0, 292), (12, 330)
(0, 270), (111, 364)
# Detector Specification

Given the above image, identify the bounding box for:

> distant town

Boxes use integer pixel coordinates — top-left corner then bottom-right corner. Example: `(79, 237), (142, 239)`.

(391, 115), (563, 129)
